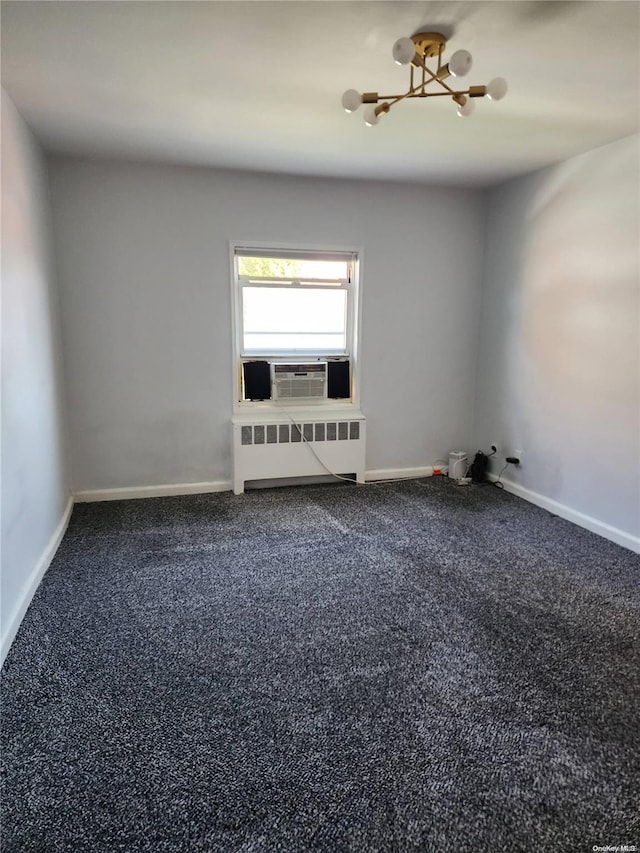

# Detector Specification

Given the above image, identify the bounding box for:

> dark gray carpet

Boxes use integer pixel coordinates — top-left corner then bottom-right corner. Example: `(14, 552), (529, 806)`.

(1, 479), (639, 852)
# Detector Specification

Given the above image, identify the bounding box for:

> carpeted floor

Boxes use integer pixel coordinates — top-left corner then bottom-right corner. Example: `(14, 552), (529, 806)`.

(1, 479), (639, 852)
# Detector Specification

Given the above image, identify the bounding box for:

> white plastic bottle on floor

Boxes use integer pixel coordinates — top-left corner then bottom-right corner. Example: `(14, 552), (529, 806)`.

(448, 451), (467, 480)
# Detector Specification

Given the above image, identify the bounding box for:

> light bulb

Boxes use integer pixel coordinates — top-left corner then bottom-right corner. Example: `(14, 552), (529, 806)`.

(364, 106), (379, 127)
(392, 36), (416, 66)
(486, 77), (508, 101)
(341, 89), (363, 113)
(456, 96), (475, 118)
(449, 49), (473, 77)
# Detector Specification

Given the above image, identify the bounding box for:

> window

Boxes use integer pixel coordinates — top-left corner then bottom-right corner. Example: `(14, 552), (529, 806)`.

(235, 248), (356, 356)
(232, 245), (360, 406)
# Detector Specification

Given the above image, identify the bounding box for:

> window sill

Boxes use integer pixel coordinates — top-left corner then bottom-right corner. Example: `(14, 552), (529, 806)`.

(232, 402), (365, 424)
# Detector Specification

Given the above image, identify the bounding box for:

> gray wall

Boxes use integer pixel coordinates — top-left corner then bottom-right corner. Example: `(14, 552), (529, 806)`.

(48, 158), (486, 491)
(1, 93), (70, 661)
(474, 135), (639, 541)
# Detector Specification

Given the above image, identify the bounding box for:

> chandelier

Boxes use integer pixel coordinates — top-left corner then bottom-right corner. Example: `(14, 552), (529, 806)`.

(341, 32), (507, 125)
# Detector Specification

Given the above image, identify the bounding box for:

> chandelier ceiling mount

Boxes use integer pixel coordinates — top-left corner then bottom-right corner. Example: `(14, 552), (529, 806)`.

(409, 31), (448, 59)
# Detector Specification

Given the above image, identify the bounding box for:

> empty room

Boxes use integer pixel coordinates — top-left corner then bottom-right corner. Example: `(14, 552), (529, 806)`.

(1, 1), (639, 850)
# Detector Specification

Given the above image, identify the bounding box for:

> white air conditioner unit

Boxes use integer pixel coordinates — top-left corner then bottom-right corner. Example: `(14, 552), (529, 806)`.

(271, 362), (328, 401)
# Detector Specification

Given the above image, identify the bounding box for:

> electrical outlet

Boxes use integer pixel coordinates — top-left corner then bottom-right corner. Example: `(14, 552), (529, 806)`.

(490, 443), (498, 454)
(514, 449), (523, 464)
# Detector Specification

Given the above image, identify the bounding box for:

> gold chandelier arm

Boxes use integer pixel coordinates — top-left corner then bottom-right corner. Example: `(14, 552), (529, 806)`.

(413, 56), (457, 95)
(378, 65), (457, 103)
(411, 89), (472, 99)
(377, 88), (473, 101)
(376, 90), (419, 101)
(374, 84), (477, 119)
(384, 81), (428, 111)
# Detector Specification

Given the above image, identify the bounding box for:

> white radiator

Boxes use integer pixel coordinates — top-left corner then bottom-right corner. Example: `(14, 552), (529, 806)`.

(232, 410), (366, 494)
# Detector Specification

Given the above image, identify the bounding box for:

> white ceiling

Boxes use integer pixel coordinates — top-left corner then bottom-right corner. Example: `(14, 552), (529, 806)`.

(2, 1), (639, 187)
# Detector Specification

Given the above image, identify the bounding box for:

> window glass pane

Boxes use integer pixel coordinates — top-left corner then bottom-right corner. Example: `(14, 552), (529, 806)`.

(243, 287), (347, 352)
(244, 333), (345, 350)
(238, 256), (348, 280)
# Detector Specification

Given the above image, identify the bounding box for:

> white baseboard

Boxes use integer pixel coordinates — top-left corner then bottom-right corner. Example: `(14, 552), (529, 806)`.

(1, 495), (74, 667)
(488, 474), (640, 554)
(366, 466), (434, 482)
(74, 480), (232, 503)
(76, 471), (437, 500)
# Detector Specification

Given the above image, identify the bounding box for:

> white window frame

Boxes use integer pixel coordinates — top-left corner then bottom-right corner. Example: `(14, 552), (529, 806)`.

(230, 241), (363, 412)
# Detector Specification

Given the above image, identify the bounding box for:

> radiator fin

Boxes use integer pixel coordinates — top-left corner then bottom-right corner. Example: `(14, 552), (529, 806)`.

(241, 421), (362, 445)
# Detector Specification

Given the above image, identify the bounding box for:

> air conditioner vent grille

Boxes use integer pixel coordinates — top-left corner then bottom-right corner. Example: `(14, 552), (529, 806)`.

(272, 362), (327, 401)
(277, 378), (326, 399)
